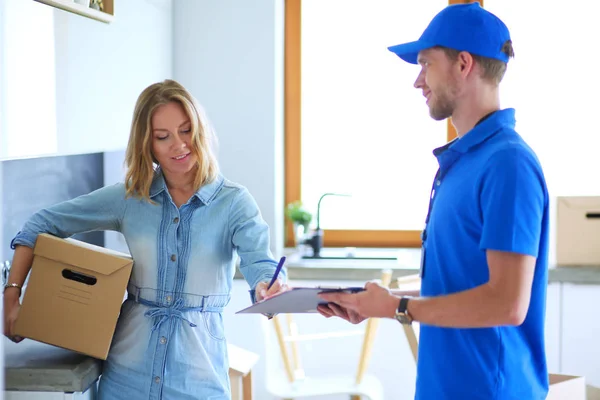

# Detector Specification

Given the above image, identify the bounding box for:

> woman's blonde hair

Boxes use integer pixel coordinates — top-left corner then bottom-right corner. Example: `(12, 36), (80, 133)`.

(124, 79), (219, 201)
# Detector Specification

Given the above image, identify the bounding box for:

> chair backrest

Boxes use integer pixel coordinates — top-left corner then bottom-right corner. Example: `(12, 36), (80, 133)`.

(390, 274), (421, 363)
(355, 270), (393, 384)
(263, 269), (393, 388)
(260, 312), (295, 392)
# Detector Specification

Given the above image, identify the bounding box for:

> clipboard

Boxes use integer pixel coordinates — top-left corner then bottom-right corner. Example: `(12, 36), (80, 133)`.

(235, 286), (364, 314)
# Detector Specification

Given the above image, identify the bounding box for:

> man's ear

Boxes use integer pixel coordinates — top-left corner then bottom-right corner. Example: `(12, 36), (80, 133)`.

(457, 51), (476, 77)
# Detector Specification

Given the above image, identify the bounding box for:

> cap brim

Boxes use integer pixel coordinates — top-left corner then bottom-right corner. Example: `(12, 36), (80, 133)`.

(387, 40), (435, 64)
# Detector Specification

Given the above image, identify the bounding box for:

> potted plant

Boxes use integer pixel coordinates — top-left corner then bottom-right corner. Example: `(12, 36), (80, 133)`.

(285, 201), (313, 245)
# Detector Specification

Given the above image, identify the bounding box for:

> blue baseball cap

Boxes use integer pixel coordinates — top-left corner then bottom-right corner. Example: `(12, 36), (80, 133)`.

(388, 2), (511, 64)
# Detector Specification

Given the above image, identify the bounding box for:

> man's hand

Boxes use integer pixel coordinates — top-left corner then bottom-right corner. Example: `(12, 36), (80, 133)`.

(318, 281), (399, 320)
(254, 279), (288, 302)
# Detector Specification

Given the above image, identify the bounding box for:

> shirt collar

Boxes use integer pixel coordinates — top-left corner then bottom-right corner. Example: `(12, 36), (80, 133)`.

(446, 108), (516, 154)
(149, 168), (224, 206)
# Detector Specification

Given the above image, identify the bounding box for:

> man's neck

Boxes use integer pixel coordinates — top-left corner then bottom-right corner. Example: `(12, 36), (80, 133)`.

(450, 88), (501, 137)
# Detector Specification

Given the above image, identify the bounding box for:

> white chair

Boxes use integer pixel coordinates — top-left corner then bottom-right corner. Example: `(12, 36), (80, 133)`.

(261, 271), (393, 400)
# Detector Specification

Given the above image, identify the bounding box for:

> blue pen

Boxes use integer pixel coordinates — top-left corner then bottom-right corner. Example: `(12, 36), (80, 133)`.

(267, 256), (286, 290)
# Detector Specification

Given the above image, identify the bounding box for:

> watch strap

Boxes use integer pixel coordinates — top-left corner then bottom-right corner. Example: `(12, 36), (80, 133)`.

(398, 296), (410, 314)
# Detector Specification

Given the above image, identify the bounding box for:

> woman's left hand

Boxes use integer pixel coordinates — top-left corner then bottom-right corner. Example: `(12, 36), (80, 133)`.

(255, 279), (289, 302)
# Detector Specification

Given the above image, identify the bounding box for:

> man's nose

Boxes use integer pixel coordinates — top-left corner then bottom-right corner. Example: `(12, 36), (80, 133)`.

(414, 69), (425, 89)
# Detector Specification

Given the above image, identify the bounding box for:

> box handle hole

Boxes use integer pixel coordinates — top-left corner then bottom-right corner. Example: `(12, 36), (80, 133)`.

(585, 213), (600, 219)
(61, 269), (97, 286)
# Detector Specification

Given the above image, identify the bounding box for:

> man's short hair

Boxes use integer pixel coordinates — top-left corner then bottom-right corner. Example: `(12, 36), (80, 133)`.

(439, 40), (514, 85)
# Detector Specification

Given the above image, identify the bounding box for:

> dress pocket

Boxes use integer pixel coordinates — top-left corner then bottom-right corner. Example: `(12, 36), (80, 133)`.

(202, 312), (226, 341)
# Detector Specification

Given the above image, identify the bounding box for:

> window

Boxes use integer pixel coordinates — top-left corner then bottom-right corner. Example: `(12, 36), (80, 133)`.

(285, 0), (456, 247)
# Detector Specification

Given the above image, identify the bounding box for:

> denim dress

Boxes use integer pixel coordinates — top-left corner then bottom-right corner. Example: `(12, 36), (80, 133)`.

(11, 170), (282, 399)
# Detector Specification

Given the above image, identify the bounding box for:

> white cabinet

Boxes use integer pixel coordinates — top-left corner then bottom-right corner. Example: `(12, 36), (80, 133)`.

(561, 283), (600, 387)
(545, 283), (561, 373)
(0, 0), (173, 160)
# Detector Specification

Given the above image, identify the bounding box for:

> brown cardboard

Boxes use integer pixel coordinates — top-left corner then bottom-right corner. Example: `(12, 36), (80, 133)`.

(557, 196), (600, 266)
(547, 374), (585, 399)
(14, 233), (133, 360)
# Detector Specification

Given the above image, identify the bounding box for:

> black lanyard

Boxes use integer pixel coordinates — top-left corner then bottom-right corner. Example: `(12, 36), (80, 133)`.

(421, 169), (441, 243)
(420, 166), (442, 278)
(419, 111), (497, 277)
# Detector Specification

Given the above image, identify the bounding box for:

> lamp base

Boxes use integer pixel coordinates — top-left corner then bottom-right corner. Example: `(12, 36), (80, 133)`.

(304, 229), (323, 257)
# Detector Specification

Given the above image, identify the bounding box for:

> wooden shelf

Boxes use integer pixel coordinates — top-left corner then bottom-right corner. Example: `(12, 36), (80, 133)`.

(34, 0), (114, 23)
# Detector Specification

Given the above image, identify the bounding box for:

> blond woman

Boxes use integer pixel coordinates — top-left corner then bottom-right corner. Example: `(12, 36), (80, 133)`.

(4, 79), (286, 399)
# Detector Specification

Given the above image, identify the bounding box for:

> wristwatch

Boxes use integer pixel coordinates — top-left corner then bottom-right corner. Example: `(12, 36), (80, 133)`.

(394, 297), (413, 325)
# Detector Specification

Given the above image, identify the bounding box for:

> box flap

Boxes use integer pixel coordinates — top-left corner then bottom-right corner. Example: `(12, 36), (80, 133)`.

(558, 196), (600, 211)
(549, 374), (579, 385)
(547, 374), (586, 400)
(33, 234), (132, 276)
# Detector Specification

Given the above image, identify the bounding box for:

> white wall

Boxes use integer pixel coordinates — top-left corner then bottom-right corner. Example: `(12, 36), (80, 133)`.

(103, 150), (129, 253)
(0, 161), (4, 267)
(0, 0), (173, 160)
(0, 161), (4, 394)
(55, 0), (173, 156)
(173, 0), (285, 255)
(0, 0), (58, 158)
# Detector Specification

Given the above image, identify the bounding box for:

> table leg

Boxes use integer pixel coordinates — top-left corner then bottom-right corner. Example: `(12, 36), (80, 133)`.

(242, 371), (252, 400)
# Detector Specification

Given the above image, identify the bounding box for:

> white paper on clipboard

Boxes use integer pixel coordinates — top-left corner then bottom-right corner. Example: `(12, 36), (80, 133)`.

(235, 286), (364, 314)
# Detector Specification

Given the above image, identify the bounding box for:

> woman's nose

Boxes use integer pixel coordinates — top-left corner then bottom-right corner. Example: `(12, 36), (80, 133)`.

(171, 133), (188, 148)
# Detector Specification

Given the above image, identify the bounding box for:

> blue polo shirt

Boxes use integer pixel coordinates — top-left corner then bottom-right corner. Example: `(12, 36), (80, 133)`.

(416, 109), (550, 400)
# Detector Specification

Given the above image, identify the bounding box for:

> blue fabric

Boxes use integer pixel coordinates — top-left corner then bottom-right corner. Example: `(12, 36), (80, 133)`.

(416, 109), (550, 399)
(388, 2), (511, 64)
(11, 169), (283, 399)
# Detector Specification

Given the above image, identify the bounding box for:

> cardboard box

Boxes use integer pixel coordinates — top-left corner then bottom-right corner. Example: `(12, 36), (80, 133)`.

(14, 233), (133, 360)
(547, 374), (585, 399)
(557, 196), (600, 266)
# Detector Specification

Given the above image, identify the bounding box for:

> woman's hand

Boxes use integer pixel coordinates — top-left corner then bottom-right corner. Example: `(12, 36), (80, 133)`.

(254, 279), (289, 302)
(317, 302), (367, 324)
(3, 289), (24, 343)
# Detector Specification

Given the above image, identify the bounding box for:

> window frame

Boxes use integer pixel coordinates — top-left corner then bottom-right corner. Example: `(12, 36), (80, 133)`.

(284, 0), (477, 248)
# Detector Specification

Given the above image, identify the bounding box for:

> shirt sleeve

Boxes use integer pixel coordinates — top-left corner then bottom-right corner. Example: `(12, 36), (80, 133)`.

(229, 186), (285, 299)
(10, 183), (127, 249)
(478, 148), (547, 257)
